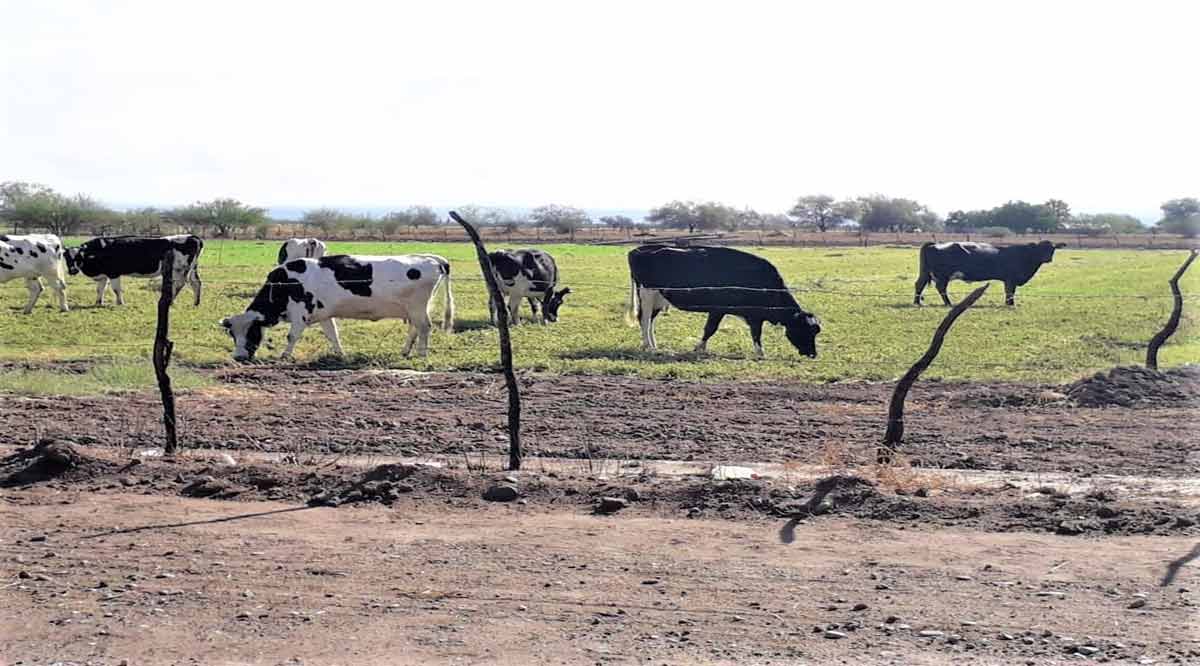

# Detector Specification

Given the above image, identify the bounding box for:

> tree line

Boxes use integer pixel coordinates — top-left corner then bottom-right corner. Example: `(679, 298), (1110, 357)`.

(2, 180), (1197, 238)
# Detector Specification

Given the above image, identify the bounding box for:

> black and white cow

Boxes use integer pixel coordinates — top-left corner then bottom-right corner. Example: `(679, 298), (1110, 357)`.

(487, 248), (570, 325)
(914, 240), (1067, 307)
(627, 244), (821, 358)
(277, 237), (327, 265)
(64, 235), (205, 306)
(0, 234), (69, 313)
(220, 254), (454, 361)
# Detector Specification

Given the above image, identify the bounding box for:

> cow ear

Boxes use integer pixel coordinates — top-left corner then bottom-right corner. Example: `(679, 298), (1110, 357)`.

(557, 287), (571, 298)
(1054, 242), (1068, 249)
(219, 318), (231, 329)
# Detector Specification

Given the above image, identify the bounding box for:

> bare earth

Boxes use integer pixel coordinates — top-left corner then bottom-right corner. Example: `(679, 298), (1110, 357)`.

(2, 367), (1199, 665)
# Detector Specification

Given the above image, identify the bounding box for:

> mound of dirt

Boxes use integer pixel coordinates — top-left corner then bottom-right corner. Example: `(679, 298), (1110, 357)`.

(0, 439), (119, 487)
(1064, 365), (1200, 407)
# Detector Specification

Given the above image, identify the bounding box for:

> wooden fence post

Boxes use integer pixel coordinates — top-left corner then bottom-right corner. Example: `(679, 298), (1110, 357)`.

(1146, 249), (1198, 370)
(449, 210), (522, 470)
(879, 284), (989, 464)
(153, 249), (178, 455)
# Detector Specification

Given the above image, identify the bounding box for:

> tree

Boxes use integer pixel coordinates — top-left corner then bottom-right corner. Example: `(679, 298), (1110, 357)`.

(379, 210), (411, 236)
(2, 190), (113, 236)
(857, 196), (931, 232)
(1073, 213), (1145, 235)
(989, 200), (1058, 234)
(645, 201), (741, 232)
(123, 207), (165, 234)
(300, 208), (348, 236)
(1157, 197), (1200, 237)
(645, 201), (695, 230)
(788, 195), (859, 232)
(599, 215), (635, 230)
(406, 205), (438, 229)
(945, 210), (970, 232)
(1043, 199), (1072, 229)
(175, 198), (267, 238)
(529, 204), (590, 235)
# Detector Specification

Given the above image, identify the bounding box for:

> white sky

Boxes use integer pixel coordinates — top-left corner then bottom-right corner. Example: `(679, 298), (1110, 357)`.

(1, 0), (1196, 221)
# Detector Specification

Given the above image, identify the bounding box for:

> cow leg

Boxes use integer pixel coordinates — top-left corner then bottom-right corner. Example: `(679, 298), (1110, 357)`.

(318, 318), (344, 356)
(414, 309), (434, 357)
(281, 320), (307, 359)
(488, 293), (499, 326)
(637, 287), (658, 351)
(747, 318), (765, 359)
(507, 294), (521, 326)
(95, 277), (109, 305)
(22, 278), (43, 314)
(529, 297), (543, 324)
(934, 277), (952, 306)
(111, 277), (126, 305)
(1004, 281), (1017, 306)
(914, 272), (931, 306)
(695, 312), (725, 352)
(51, 275), (68, 312)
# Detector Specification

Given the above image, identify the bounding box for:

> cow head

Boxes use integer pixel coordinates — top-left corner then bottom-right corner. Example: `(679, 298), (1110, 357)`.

(1036, 240), (1066, 264)
(543, 287), (571, 322)
(784, 311), (821, 359)
(220, 312), (270, 361)
(63, 248), (81, 275)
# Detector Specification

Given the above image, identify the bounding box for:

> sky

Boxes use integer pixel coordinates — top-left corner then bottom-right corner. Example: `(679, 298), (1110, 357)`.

(1, 1), (1196, 222)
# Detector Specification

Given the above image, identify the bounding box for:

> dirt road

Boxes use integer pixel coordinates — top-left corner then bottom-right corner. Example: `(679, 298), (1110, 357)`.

(4, 491), (1198, 665)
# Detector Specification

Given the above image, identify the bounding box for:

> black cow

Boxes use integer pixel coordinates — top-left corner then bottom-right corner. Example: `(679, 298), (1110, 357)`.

(64, 234), (204, 306)
(627, 244), (820, 358)
(487, 248), (570, 325)
(914, 240), (1066, 307)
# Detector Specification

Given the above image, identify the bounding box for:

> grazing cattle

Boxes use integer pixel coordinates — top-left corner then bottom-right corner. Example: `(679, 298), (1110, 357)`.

(64, 235), (204, 306)
(277, 237), (327, 265)
(914, 240), (1067, 307)
(487, 248), (570, 325)
(0, 234), (69, 313)
(626, 244), (821, 358)
(220, 254), (454, 361)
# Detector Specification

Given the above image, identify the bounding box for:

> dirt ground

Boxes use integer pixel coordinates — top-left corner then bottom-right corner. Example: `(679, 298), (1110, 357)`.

(1, 367), (1195, 477)
(2, 367), (1198, 664)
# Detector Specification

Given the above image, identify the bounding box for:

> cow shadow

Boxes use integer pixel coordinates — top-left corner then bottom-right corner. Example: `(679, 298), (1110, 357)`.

(452, 318), (495, 333)
(557, 347), (752, 363)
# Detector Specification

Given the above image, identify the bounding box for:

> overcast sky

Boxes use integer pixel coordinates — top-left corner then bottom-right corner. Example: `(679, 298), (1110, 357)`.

(2, 1), (1195, 221)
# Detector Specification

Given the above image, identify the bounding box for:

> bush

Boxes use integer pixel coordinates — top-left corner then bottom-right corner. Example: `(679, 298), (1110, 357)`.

(979, 226), (1014, 238)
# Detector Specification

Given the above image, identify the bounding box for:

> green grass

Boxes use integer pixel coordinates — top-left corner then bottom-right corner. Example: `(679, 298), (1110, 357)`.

(0, 360), (210, 396)
(1, 240), (1196, 382)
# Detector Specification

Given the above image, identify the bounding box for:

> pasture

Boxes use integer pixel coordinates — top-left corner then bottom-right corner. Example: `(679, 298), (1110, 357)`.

(0, 240), (1196, 384)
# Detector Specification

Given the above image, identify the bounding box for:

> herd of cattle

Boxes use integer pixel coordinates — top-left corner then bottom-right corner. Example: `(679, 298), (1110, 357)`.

(0, 231), (1068, 361)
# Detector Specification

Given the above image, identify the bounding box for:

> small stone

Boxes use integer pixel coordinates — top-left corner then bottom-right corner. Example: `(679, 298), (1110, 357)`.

(502, 475), (519, 484)
(482, 485), (519, 502)
(30, 535), (47, 542)
(1036, 591), (1065, 598)
(884, 615), (900, 624)
(1000, 633), (1015, 640)
(1077, 646), (1101, 655)
(956, 575), (973, 581)
(596, 497), (629, 514)
(852, 603), (868, 611)
(236, 610), (251, 619)
(1127, 598), (1147, 609)
(824, 630), (848, 639)
(641, 579), (660, 585)
(918, 630), (944, 638)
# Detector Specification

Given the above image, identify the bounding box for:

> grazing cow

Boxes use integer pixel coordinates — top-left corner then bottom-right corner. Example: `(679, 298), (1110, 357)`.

(0, 234), (69, 313)
(914, 240), (1067, 307)
(487, 248), (570, 325)
(64, 235), (204, 306)
(277, 237), (327, 265)
(220, 254), (454, 361)
(626, 244), (821, 358)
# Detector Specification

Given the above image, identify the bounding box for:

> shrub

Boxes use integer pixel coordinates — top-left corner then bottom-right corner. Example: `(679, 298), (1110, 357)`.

(979, 226), (1014, 238)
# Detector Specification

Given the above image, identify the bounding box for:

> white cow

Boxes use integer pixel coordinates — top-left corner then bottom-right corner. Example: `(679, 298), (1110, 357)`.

(221, 254), (454, 361)
(277, 238), (327, 265)
(0, 233), (69, 313)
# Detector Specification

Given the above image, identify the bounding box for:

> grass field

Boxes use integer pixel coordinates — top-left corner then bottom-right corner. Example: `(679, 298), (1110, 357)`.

(0, 240), (1196, 383)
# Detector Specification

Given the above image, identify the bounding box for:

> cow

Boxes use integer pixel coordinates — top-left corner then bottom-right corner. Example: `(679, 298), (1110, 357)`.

(914, 240), (1067, 307)
(0, 234), (69, 313)
(64, 235), (204, 306)
(486, 248), (570, 325)
(626, 244), (821, 358)
(277, 237), (327, 265)
(220, 254), (454, 361)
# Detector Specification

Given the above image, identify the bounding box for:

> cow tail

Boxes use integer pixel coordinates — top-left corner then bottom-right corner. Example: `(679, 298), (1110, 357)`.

(440, 259), (455, 332)
(918, 241), (934, 280)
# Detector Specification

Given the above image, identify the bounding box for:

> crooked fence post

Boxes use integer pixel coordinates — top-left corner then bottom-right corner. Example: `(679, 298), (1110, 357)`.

(879, 284), (989, 464)
(153, 249), (178, 455)
(1146, 249), (1198, 370)
(449, 210), (522, 470)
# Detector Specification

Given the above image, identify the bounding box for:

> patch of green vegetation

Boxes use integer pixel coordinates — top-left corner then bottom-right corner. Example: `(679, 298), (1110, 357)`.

(0, 360), (210, 396)
(1, 240), (1196, 382)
